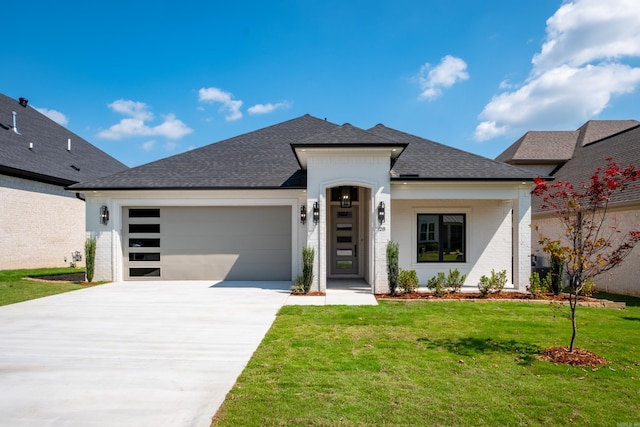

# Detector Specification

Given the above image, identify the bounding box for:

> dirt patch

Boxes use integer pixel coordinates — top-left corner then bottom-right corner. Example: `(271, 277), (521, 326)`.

(537, 346), (608, 367)
(377, 291), (583, 301)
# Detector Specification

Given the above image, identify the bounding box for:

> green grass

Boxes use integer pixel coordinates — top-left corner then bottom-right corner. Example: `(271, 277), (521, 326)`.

(213, 301), (640, 426)
(0, 268), (92, 306)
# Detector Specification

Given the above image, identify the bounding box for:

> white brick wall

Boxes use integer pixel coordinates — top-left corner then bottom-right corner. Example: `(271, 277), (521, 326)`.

(0, 174), (85, 270)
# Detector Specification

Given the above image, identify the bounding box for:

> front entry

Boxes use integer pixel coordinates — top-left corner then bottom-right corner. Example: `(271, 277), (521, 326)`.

(330, 204), (359, 275)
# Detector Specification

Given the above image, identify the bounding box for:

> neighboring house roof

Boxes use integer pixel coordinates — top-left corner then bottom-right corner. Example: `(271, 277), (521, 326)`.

(495, 131), (579, 164)
(0, 94), (127, 186)
(532, 123), (640, 213)
(70, 114), (537, 191)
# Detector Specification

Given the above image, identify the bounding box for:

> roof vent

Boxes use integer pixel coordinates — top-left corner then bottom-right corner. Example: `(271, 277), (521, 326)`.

(12, 111), (21, 135)
(18, 98), (28, 108)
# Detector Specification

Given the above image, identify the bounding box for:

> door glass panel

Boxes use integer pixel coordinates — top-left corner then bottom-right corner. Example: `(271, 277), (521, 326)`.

(336, 261), (353, 269)
(337, 249), (353, 256)
(336, 224), (352, 230)
(337, 211), (352, 218)
(337, 236), (352, 243)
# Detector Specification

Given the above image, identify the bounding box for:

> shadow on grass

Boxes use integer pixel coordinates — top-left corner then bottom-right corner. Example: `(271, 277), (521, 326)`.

(622, 317), (640, 322)
(417, 336), (542, 365)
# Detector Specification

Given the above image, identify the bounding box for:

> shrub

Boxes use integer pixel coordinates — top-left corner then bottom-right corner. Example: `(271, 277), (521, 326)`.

(398, 269), (419, 293)
(579, 280), (597, 297)
(477, 269), (507, 297)
(445, 268), (466, 293)
(386, 241), (400, 295)
(527, 272), (552, 299)
(291, 276), (306, 294)
(427, 269), (466, 296)
(84, 235), (97, 282)
(427, 272), (447, 296)
(302, 246), (314, 293)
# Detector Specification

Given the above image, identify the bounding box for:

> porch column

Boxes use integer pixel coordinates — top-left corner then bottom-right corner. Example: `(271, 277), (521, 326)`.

(373, 191), (391, 294)
(513, 185), (532, 290)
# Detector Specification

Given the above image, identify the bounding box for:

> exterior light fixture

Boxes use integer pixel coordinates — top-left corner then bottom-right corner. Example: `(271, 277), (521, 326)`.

(313, 201), (320, 225)
(340, 186), (351, 208)
(377, 201), (386, 225)
(300, 205), (307, 224)
(100, 205), (110, 225)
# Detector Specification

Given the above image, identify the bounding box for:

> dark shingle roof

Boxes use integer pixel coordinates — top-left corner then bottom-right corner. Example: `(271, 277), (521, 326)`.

(577, 120), (639, 147)
(70, 114), (338, 190)
(532, 123), (640, 213)
(71, 114), (537, 190)
(0, 93), (127, 186)
(368, 124), (537, 180)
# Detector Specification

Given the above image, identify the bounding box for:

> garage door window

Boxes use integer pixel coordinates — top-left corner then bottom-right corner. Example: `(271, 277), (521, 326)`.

(130, 268), (161, 277)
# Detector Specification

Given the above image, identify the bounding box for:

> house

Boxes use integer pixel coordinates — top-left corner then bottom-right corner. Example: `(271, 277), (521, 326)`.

(497, 120), (640, 297)
(69, 114), (536, 293)
(0, 93), (127, 270)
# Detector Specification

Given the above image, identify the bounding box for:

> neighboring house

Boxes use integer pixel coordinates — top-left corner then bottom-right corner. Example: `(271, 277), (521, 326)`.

(70, 115), (536, 293)
(0, 94), (128, 270)
(497, 120), (640, 297)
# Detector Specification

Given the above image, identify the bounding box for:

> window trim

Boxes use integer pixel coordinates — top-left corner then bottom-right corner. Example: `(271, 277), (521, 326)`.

(413, 208), (470, 265)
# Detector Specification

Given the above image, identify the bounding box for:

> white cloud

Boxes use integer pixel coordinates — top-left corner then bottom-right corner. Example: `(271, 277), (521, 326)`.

(247, 101), (291, 115)
(98, 100), (193, 140)
(141, 140), (156, 152)
(35, 108), (69, 126)
(417, 55), (469, 100)
(198, 87), (243, 121)
(475, 0), (640, 141)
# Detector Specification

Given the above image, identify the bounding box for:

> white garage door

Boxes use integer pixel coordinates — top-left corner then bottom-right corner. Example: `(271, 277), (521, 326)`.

(123, 206), (292, 281)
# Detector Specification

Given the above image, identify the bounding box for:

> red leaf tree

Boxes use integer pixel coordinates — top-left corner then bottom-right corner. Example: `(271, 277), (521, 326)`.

(532, 158), (640, 352)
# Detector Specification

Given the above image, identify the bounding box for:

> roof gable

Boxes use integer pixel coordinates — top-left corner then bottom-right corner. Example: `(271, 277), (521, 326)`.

(0, 94), (127, 186)
(495, 131), (579, 164)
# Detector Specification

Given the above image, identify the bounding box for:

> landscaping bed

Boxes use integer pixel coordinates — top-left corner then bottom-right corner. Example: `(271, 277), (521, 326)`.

(28, 272), (86, 282)
(376, 291), (626, 309)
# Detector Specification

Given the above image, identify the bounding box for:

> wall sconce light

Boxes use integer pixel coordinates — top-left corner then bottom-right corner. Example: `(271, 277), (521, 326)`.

(100, 205), (110, 225)
(313, 201), (320, 225)
(377, 201), (386, 225)
(300, 205), (307, 224)
(340, 186), (351, 208)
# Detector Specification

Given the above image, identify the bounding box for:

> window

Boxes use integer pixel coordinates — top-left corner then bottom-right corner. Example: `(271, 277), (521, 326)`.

(417, 214), (465, 262)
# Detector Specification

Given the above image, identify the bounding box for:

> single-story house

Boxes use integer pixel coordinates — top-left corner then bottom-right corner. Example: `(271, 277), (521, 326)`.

(70, 115), (537, 293)
(0, 93), (127, 270)
(497, 120), (640, 297)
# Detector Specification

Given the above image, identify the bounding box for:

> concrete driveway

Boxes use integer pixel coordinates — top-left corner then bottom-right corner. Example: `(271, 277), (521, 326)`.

(0, 281), (291, 427)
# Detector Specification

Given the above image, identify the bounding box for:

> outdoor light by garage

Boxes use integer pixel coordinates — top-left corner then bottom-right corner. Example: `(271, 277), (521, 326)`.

(100, 205), (109, 225)
(377, 201), (385, 225)
(313, 202), (320, 225)
(300, 205), (307, 224)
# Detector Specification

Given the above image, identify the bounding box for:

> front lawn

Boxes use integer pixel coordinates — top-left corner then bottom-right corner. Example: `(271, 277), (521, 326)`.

(213, 301), (640, 426)
(0, 268), (91, 306)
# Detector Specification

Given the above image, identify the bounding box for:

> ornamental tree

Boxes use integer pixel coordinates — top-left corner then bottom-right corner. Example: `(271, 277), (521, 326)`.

(532, 158), (640, 352)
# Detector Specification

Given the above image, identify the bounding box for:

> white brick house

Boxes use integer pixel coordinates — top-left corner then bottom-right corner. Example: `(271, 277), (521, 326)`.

(0, 94), (127, 270)
(71, 115), (535, 293)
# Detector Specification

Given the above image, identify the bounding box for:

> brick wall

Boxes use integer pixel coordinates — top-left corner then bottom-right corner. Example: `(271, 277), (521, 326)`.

(0, 174), (85, 270)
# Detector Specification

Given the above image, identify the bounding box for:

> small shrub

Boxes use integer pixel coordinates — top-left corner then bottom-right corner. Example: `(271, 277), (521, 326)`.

(477, 269), (507, 297)
(427, 272), (447, 296)
(527, 272), (552, 299)
(445, 268), (466, 293)
(427, 269), (467, 296)
(84, 235), (97, 282)
(398, 269), (419, 293)
(291, 276), (306, 294)
(579, 280), (596, 297)
(386, 241), (400, 295)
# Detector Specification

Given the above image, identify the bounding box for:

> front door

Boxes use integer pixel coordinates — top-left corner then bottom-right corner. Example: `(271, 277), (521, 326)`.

(330, 205), (358, 275)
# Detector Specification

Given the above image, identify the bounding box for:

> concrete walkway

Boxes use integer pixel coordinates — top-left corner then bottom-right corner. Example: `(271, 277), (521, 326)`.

(285, 279), (378, 306)
(0, 281), (291, 427)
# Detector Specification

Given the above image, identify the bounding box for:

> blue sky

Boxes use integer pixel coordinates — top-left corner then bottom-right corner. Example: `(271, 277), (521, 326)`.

(2, 0), (640, 166)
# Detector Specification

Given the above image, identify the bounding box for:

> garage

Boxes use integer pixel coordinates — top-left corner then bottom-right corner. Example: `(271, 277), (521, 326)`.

(123, 206), (292, 281)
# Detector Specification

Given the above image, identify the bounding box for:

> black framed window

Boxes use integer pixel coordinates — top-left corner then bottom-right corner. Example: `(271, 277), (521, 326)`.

(417, 214), (466, 262)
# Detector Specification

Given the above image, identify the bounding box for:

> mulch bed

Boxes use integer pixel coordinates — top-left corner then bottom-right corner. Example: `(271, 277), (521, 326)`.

(27, 273), (86, 282)
(376, 291), (586, 301)
(537, 346), (608, 367)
